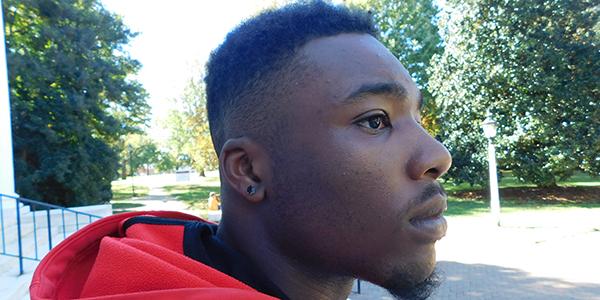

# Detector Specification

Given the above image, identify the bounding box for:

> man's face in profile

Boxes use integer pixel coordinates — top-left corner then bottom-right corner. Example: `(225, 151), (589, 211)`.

(263, 33), (452, 299)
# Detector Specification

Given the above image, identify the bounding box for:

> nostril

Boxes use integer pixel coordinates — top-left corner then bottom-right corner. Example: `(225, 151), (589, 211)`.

(425, 167), (440, 179)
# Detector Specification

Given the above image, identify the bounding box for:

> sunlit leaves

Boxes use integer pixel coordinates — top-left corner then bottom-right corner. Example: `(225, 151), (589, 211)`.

(161, 77), (218, 175)
(429, 0), (599, 186)
(356, 0), (444, 136)
(6, 0), (149, 205)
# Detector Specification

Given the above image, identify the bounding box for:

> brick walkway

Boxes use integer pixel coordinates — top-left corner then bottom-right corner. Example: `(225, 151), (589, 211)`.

(348, 209), (600, 300)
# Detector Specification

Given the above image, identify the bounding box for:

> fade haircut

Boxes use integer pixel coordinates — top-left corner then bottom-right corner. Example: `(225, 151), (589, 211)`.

(205, 0), (377, 155)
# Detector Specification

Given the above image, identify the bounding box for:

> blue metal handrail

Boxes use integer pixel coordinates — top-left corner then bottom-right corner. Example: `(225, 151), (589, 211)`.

(0, 193), (102, 275)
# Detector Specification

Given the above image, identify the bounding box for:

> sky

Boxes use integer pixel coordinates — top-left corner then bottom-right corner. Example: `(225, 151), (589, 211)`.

(101, 0), (283, 141)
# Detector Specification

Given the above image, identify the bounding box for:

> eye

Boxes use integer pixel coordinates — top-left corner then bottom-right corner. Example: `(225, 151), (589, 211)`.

(356, 112), (391, 132)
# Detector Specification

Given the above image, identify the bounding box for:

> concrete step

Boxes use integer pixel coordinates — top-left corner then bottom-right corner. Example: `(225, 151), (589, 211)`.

(0, 226), (69, 299)
(2, 206), (93, 228)
(1, 216), (64, 254)
(0, 204), (109, 265)
(0, 204), (111, 300)
(0, 206), (31, 230)
(0, 222), (67, 275)
(1, 203), (111, 229)
(0, 266), (35, 300)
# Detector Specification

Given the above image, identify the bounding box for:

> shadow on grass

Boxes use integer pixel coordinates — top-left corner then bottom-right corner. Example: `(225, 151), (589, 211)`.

(444, 173), (600, 217)
(111, 184), (150, 201)
(447, 197), (600, 217)
(111, 202), (145, 210)
(446, 198), (489, 216)
(442, 172), (599, 194)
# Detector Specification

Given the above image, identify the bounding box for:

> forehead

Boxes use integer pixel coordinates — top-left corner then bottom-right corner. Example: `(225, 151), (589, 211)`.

(294, 33), (418, 103)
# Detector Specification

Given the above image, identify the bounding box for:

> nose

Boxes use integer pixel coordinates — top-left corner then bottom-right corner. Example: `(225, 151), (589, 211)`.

(407, 129), (452, 181)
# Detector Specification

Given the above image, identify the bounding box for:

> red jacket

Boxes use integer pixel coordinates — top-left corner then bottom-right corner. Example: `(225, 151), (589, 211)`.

(30, 211), (278, 300)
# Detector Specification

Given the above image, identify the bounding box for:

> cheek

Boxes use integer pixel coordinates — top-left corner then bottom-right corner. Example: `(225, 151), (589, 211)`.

(266, 128), (422, 274)
(296, 135), (409, 234)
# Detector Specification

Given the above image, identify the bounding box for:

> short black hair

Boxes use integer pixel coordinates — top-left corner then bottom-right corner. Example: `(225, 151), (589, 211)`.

(205, 0), (377, 155)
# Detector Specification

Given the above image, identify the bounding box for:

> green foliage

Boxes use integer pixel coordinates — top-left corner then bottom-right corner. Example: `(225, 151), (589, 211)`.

(162, 77), (218, 174)
(117, 133), (172, 176)
(429, 0), (600, 187)
(6, 0), (149, 206)
(354, 0), (443, 135)
(132, 142), (159, 175)
(153, 150), (177, 173)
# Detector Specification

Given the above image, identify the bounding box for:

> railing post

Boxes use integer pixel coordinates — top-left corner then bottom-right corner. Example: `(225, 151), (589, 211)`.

(46, 208), (52, 250)
(0, 195), (102, 265)
(0, 195), (5, 254)
(32, 204), (38, 260)
(15, 198), (23, 275)
(61, 210), (66, 239)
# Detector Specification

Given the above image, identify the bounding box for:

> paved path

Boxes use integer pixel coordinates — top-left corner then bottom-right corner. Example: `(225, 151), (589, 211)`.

(113, 173), (216, 216)
(349, 209), (600, 300)
(123, 186), (197, 213)
(113, 185), (199, 215)
(112, 173), (222, 220)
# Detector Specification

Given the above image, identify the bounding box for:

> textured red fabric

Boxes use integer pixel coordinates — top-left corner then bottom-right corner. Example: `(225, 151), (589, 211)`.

(30, 211), (277, 300)
(79, 288), (275, 300)
(124, 223), (185, 254)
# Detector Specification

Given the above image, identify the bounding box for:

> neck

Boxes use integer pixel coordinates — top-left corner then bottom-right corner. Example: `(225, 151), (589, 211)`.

(217, 215), (354, 300)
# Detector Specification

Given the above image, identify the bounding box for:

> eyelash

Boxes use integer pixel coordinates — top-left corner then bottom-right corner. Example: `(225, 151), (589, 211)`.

(355, 112), (391, 133)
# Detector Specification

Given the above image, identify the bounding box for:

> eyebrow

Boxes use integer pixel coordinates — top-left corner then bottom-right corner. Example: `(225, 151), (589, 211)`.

(343, 82), (424, 110)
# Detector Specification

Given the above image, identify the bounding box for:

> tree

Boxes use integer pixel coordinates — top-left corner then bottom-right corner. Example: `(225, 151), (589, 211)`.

(118, 133), (164, 177)
(352, 0), (444, 135)
(428, 0), (599, 186)
(153, 149), (177, 173)
(5, 0), (149, 206)
(162, 77), (218, 175)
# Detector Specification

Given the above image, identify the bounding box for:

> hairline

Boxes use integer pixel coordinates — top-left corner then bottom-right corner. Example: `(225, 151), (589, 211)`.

(218, 52), (313, 155)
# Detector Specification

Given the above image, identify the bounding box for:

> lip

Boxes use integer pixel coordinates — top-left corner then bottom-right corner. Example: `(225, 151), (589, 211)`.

(408, 193), (448, 243)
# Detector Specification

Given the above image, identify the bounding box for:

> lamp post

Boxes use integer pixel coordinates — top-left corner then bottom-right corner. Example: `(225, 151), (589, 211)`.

(128, 144), (136, 197)
(482, 114), (501, 226)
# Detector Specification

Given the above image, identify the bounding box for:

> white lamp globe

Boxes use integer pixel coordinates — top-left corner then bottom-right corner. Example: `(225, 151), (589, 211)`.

(482, 115), (497, 138)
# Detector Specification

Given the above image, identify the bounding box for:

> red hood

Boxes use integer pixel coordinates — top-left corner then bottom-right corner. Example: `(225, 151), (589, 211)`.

(30, 211), (277, 300)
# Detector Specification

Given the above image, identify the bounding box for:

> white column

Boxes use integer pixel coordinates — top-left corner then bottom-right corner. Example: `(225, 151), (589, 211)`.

(488, 139), (500, 226)
(0, 3), (18, 199)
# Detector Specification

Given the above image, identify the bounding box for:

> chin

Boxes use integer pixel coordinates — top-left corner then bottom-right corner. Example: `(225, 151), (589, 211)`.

(380, 249), (440, 300)
(384, 269), (441, 300)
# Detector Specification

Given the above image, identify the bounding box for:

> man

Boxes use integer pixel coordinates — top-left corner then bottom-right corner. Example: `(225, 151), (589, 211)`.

(30, 1), (451, 299)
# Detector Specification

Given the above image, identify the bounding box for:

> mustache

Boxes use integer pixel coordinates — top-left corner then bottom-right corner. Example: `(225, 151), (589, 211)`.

(417, 182), (446, 205)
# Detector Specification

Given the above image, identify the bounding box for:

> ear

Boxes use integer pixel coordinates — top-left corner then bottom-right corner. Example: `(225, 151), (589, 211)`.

(219, 137), (271, 203)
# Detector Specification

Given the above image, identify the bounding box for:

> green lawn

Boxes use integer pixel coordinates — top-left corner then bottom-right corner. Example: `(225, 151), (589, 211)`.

(111, 202), (146, 210)
(557, 172), (600, 187)
(443, 171), (599, 193)
(446, 197), (600, 216)
(111, 181), (149, 201)
(444, 172), (600, 216)
(163, 184), (220, 210)
(110, 181), (150, 213)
